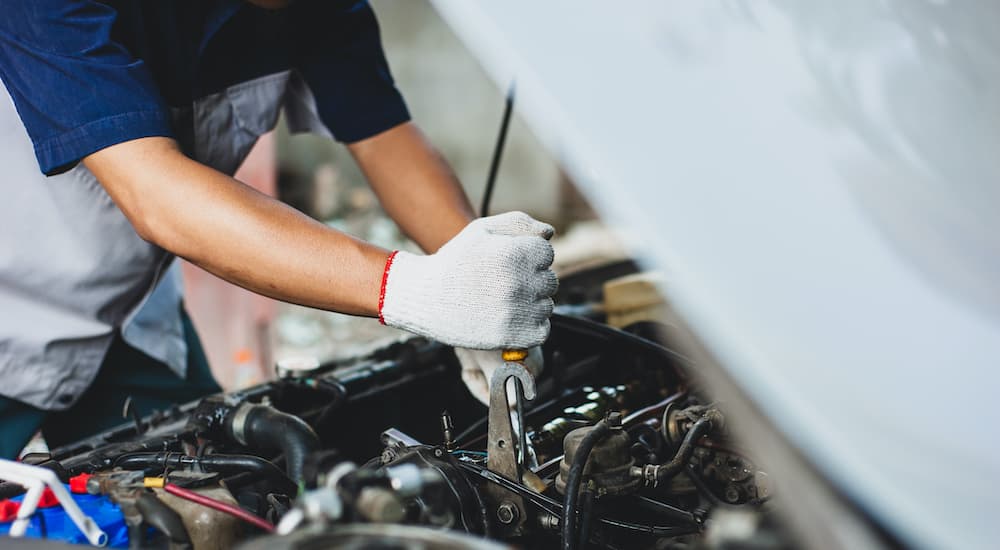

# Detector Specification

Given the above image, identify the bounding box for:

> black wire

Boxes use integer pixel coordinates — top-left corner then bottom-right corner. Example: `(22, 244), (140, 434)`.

(310, 378), (349, 432)
(456, 461), (698, 537)
(114, 452), (295, 493)
(454, 392), (564, 446)
(634, 496), (698, 525)
(480, 84), (516, 217)
(472, 474), (495, 539)
(552, 313), (694, 368)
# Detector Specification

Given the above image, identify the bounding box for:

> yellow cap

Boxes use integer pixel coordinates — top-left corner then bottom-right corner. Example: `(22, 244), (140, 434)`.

(143, 477), (165, 489)
(502, 349), (528, 362)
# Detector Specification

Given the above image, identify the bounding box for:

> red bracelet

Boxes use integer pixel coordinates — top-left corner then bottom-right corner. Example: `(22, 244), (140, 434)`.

(377, 251), (399, 325)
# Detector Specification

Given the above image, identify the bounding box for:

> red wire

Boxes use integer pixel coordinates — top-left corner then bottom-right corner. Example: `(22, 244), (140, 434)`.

(163, 483), (275, 533)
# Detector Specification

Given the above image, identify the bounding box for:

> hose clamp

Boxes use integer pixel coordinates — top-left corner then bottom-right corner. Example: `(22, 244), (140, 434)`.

(637, 464), (659, 487)
(229, 403), (254, 447)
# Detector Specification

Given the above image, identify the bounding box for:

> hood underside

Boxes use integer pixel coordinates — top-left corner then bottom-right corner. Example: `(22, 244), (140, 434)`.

(427, 1), (1000, 548)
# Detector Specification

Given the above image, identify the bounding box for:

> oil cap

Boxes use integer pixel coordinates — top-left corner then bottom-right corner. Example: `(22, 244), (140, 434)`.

(275, 356), (321, 379)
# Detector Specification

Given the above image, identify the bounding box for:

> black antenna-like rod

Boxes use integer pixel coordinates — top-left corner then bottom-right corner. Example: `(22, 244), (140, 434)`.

(480, 84), (516, 217)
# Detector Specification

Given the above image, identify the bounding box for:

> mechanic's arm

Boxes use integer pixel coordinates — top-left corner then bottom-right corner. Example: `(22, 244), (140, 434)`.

(84, 135), (556, 350)
(85, 136), (388, 317)
(348, 122), (475, 252)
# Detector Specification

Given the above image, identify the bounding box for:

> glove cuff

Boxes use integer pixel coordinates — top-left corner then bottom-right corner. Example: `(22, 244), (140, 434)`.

(379, 250), (442, 334)
(377, 250), (400, 325)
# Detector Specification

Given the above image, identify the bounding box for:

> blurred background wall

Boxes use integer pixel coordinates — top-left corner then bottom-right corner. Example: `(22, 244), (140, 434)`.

(279, 0), (566, 227)
(184, 0), (609, 390)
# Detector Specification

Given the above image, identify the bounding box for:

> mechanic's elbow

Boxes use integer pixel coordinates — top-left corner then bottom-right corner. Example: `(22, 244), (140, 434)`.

(128, 205), (182, 252)
(125, 205), (160, 243)
(130, 213), (159, 245)
(83, 137), (189, 250)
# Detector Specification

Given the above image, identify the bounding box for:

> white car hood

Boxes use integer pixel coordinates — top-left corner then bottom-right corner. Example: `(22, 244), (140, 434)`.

(428, 1), (1000, 549)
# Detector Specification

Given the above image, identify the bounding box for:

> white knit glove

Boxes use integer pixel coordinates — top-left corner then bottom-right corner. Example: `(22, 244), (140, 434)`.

(456, 346), (544, 405)
(379, 211), (558, 349)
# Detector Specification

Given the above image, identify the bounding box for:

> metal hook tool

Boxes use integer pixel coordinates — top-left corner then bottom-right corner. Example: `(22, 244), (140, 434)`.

(485, 352), (536, 534)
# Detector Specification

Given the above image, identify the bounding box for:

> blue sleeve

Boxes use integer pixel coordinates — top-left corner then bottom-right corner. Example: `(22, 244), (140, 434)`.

(0, 0), (172, 175)
(291, 0), (410, 143)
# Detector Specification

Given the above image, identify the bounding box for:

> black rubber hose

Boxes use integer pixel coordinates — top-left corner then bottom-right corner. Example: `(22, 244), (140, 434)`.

(227, 404), (319, 486)
(654, 416), (713, 483)
(578, 490), (597, 548)
(562, 420), (610, 550)
(136, 491), (192, 550)
(114, 452), (295, 492)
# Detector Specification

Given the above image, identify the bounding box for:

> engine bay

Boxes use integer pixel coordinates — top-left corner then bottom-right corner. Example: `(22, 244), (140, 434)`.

(0, 263), (789, 549)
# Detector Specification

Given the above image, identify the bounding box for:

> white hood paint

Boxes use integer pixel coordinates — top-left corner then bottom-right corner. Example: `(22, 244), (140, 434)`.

(427, 2), (1000, 548)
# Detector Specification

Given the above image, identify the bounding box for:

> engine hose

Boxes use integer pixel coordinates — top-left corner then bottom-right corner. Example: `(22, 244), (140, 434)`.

(136, 491), (193, 549)
(114, 452), (295, 493)
(225, 403), (319, 486)
(562, 419), (610, 550)
(653, 415), (714, 483)
(578, 490), (597, 548)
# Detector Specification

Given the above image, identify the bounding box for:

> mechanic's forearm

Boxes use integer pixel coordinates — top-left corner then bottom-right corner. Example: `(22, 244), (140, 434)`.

(349, 122), (475, 253)
(85, 137), (388, 317)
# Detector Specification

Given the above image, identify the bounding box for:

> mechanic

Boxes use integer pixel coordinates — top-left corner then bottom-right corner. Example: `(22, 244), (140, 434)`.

(0, 0), (556, 459)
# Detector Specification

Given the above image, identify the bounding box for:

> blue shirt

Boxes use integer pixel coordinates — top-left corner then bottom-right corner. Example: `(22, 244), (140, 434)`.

(0, 0), (410, 175)
(0, 0), (410, 410)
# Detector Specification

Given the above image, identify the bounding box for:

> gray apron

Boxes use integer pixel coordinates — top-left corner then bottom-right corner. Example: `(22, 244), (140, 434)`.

(0, 70), (331, 410)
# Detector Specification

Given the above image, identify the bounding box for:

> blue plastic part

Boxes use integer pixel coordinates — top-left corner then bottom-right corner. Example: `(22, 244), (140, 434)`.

(0, 484), (129, 548)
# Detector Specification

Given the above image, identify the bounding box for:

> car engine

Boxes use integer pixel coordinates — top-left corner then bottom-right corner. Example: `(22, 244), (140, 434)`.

(0, 262), (788, 549)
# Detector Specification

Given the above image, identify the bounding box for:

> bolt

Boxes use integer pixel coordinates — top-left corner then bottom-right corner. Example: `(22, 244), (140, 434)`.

(497, 501), (519, 525)
(538, 513), (560, 530)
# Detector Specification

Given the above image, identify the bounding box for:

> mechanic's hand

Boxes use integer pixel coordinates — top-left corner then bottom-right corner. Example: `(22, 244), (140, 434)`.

(379, 211), (558, 349)
(456, 347), (544, 405)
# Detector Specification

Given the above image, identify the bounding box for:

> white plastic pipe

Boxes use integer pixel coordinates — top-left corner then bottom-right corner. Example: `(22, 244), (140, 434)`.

(0, 459), (107, 546)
